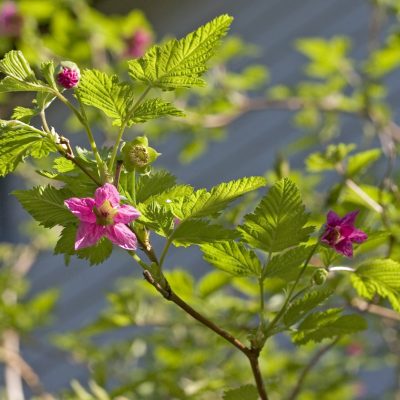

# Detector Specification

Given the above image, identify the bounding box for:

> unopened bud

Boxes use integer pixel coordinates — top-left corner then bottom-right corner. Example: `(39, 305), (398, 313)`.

(312, 268), (329, 285)
(56, 62), (80, 89)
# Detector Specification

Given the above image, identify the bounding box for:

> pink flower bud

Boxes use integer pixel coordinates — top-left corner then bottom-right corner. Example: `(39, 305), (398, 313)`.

(0, 2), (23, 38)
(56, 62), (80, 89)
(124, 29), (152, 58)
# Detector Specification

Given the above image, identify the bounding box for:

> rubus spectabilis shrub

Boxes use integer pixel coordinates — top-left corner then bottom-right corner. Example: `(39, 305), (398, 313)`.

(0, 13), (398, 400)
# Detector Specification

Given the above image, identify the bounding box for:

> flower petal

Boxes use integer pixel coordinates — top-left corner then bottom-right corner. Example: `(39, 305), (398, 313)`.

(335, 240), (354, 258)
(321, 228), (336, 246)
(349, 228), (368, 243)
(326, 210), (341, 227)
(340, 210), (359, 226)
(75, 222), (105, 250)
(105, 223), (137, 250)
(114, 204), (141, 224)
(64, 197), (96, 223)
(95, 183), (120, 207)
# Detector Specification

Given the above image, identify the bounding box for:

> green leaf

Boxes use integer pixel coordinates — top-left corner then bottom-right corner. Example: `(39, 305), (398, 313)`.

(197, 270), (230, 298)
(132, 98), (184, 123)
(134, 170), (177, 204)
(172, 220), (237, 247)
(0, 120), (57, 176)
(137, 201), (174, 237)
(292, 309), (367, 345)
(306, 143), (356, 172)
(201, 241), (262, 277)
(128, 14), (233, 90)
(77, 69), (135, 126)
(55, 225), (113, 266)
(0, 51), (50, 92)
(283, 289), (334, 327)
(172, 176), (266, 220)
(263, 245), (311, 281)
(239, 178), (314, 253)
(11, 107), (36, 123)
(13, 186), (75, 228)
(351, 259), (400, 312)
(346, 149), (381, 177)
(223, 385), (258, 400)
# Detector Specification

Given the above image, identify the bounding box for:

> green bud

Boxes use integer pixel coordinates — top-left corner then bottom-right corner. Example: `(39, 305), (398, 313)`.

(312, 268), (329, 285)
(121, 136), (160, 172)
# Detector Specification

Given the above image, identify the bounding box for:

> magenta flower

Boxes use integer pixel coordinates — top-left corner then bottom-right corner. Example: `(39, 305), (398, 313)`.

(57, 63), (80, 89)
(321, 210), (367, 257)
(64, 184), (141, 251)
(124, 29), (152, 58)
(0, 2), (23, 37)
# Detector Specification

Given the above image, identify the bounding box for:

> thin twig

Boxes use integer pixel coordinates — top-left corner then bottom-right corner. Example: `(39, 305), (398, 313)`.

(351, 298), (400, 322)
(287, 338), (339, 400)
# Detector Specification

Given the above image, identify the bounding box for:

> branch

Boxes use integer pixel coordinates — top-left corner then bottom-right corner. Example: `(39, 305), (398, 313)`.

(351, 297), (400, 322)
(287, 338), (339, 400)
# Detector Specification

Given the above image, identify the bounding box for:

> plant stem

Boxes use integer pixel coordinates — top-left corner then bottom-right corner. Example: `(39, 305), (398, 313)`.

(108, 86), (152, 171)
(248, 354), (269, 400)
(54, 90), (105, 180)
(287, 338), (339, 400)
(259, 277), (265, 327)
(159, 236), (173, 268)
(265, 243), (319, 337)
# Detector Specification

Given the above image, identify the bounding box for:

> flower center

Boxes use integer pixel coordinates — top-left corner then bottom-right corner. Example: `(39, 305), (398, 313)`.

(93, 200), (118, 226)
(328, 227), (342, 245)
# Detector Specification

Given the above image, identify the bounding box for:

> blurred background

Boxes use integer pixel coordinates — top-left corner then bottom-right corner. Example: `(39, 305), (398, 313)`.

(1, 0), (400, 399)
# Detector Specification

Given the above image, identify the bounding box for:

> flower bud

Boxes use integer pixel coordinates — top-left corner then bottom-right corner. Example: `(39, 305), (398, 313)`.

(124, 29), (152, 58)
(0, 2), (23, 38)
(56, 61), (80, 89)
(121, 136), (160, 172)
(312, 268), (329, 285)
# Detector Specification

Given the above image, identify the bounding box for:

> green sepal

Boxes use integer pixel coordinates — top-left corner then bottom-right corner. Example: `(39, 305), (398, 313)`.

(121, 136), (160, 172)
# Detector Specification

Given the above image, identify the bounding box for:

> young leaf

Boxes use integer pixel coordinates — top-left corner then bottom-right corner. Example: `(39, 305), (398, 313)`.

(137, 201), (174, 237)
(55, 225), (113, 266)
(223, 385), (258, 400)
(171, 176), (266, 220)
(11, 107), (36, 123)
(0, 51), (51, 92)
(201, 240), (262, 277)
(239, 178), (314, 253)
(351, 259), (400, 312)
(77, 69), (135, 126)
(283, 289), (334, 327)
(172, 220), (237, 247)
(13, 186), (76, 228)
(0, 120), (57, 177)
(132, 98), (184, 123)
(263, 245), (311, 281)
(292, 309), (367, 345)
(128, 15), (233, 90)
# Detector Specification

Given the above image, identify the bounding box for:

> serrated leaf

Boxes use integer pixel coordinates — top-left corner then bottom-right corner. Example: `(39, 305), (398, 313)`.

(13, 186), (76, 228)
(132, 170), (178, 204)
(137, 201), (174, 237)
(172, 220), (237, 247)
(201, 240), (262, 277)
(292, 309), (366, 345)
(132, 98), (184, 123)
(55, 225), (113, 266)
(239, 178), (314, 253)
(263, 245), (311, 281)
(223, 385), (258, 400)
(347, 149), (381, 177)
(0, 120), (57, 176)
(172, 176), (266, 220)
(0, 51), (50, 93)
(351, 259), (400, 312)
(77, 69), (135, 126)
(283, 289), (334, 327)
(11, 107), (36, 123)
(128, 15), (233, 90)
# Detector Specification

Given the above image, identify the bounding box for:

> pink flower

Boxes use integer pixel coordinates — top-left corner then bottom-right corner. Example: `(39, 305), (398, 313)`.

(0, 2), (23, 37)
(321, 210), (367, 257)
(124, 29), (152, 58)
(57, 63), (80, 89)
(64, 184), (141, 251)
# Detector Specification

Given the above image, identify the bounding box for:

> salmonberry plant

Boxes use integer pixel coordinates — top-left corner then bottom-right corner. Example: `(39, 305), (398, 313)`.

(1, 10), (400, 400)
